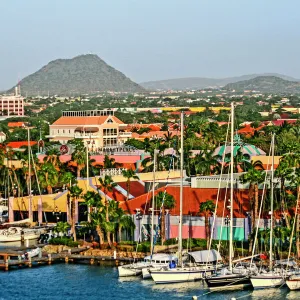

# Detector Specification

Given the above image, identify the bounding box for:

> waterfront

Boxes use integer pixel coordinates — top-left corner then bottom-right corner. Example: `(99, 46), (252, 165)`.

(0, 264), (298, 300)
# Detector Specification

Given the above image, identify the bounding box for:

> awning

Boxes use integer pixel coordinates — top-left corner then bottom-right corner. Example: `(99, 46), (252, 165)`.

(74, 127), (99, 133)
(188, 250), (222, 263)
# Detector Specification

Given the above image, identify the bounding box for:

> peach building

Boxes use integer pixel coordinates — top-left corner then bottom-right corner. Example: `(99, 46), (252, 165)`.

(47, 110), (132, 148)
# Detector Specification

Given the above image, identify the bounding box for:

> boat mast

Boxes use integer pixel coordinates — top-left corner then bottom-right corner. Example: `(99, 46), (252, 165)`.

(229, 101), (234, 272)
(86, 143), (90, 222)
(178, 111), (184, 267)
(270, 133), (275, 271)
(27, 126), (33, 221)
(150, 149), (158, 256)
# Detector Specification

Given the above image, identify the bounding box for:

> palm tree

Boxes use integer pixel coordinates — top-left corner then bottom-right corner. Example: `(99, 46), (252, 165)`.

(199, 200), (216, 249)
(70, 139), (85, 178)
(103, 155), (122, 169)
(118, 215), (135, 242)
(121, 169), (139, 201)
(240, 167), (265, 252)
(37, 162), (59, 194)
(54, 221), (70, 236)
(68, 185), (83, 241)
(83, 190), (106, 245)
(98, 175), (117, 221)
(155, 191), (176, 245)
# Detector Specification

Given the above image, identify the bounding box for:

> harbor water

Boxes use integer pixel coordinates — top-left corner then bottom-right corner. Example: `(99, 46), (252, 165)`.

(0, 264), (298, 300)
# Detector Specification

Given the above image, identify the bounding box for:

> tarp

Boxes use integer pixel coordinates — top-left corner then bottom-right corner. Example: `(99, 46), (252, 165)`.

(188, 250), (222, 263)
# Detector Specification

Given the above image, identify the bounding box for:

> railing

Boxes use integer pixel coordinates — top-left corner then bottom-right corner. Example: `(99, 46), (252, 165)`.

(99, 168), (127, 177)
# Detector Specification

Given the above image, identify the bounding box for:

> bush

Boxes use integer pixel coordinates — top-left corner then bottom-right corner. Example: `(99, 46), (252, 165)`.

(48, 237), (79, 247)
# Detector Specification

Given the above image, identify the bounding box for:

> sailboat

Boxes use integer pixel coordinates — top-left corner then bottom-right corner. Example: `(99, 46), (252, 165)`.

(205, 102), (255, 290)
(150, 112), (219, 284)
(118, 150), (177, 278)
(250, 133), (285, 289)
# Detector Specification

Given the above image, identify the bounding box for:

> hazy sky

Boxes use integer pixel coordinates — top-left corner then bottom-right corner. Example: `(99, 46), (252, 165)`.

(1, 0), (300, 89)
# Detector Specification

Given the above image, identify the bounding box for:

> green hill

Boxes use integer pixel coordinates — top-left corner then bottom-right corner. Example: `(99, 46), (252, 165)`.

(10, 54), (144, 96)
(140, 73), (298, 91)
(224, 76), (300, 93)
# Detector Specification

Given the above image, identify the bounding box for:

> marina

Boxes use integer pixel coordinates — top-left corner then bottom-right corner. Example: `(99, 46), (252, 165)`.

(0, 263), (297, 300)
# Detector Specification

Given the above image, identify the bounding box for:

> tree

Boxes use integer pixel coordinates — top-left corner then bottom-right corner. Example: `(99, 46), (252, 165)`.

(155, 191), (176, 245)
(70, 139), (85, 178)
(54, 221), (70, 236)
(121, 169), (139, 201)
(37, 162), (59, 194)
(68, 185), (83, 241)
(103, 155), (122, 169)
(98, 175), (117, 221)
(199, 200), (216, 249)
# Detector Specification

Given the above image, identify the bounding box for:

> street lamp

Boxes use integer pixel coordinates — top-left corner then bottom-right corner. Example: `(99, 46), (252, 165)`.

(52, 205), (62, 223)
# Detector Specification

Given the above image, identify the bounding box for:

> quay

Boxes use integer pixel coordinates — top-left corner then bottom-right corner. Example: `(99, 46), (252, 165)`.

(0, 247), (142, 271)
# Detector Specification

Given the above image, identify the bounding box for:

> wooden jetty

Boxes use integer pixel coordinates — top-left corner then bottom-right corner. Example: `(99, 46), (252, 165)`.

(0, 246), (142, 271)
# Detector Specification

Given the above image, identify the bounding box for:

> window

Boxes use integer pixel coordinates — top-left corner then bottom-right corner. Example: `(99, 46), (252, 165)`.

(107, 118), (113, 123)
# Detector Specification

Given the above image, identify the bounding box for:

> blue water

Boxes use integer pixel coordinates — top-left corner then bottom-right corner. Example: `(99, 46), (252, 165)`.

(0, 264), (298, 300)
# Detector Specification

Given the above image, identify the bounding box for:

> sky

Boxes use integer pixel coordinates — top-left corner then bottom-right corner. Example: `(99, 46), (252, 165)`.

(1, 0), (300, 90)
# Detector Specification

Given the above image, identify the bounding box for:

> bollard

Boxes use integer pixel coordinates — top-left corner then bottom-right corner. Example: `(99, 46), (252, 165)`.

(90, 258), (95, 265)
(38, 248), (42, 259)
(28, 257), (32, 268)
(4, 256), (9, 271)
(26, 239), (29, 247)
(68, 249), (72, 255)
(113, 250), (117, 260)
(48, 253), (52, 265)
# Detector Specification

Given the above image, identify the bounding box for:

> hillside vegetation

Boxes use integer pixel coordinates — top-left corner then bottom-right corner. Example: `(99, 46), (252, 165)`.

(224, 76), (300, 93)
(9, 54), (144, 96)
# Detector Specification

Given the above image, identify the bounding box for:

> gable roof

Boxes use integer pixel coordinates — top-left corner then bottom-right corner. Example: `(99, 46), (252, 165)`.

(119, 186), (250, 218)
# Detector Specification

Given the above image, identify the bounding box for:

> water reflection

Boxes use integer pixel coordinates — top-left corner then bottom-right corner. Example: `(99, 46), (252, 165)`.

(0, 238), (38, 248)
(251, 287), (289, 299)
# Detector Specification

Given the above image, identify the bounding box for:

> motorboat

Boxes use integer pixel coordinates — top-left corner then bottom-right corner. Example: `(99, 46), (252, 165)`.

(0, 227), (44, 242)
(21, 247), (41, 259)
(286, 274), (300, 290)
(141, 253), (178, 279)
(118, 253), (176, 277)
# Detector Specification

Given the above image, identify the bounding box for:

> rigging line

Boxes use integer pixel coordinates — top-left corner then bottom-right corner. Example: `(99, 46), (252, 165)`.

(30, 147), (48, 223)
(250, 140), (272, 265)
(217, 169), (230, 252)
(205, 112), (231, 270)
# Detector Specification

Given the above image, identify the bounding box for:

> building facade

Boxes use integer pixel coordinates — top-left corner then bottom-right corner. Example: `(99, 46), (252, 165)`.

(47, 110), (132, 149)
(0, 94), (24, 116)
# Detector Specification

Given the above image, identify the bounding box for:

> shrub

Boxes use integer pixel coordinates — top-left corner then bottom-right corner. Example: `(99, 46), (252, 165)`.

(48, 237), (79, 247)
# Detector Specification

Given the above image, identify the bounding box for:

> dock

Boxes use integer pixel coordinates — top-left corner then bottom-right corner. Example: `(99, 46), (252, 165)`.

(0, 246), (142, 271)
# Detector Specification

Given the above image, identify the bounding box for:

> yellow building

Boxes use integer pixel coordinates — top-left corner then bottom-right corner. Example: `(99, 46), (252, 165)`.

(47, 110), (132, 149)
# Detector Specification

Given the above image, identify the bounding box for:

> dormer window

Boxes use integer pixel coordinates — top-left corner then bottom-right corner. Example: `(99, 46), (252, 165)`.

(107, 118), (113, 123)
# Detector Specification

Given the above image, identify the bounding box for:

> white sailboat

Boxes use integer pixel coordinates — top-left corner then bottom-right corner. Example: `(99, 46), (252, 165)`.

(205, 102), (254, 290)
(118, 150), (177, 278)
(250, 133), (285, 289)
(150, 112), (219, 284)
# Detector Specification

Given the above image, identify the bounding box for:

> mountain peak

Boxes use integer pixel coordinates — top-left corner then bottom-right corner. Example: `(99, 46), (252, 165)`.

(11, 54), (144, 96)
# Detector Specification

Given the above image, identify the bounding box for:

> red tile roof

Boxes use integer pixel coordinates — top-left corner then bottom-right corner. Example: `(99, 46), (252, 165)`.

(7, 141), (37, 148)
(119, 186), (250, 218)
(52, 115), (124, 126)
(8, 122), (26, 128)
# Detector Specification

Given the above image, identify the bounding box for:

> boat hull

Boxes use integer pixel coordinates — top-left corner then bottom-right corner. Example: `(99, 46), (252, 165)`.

(150, 268), (213, 284)
(205, 274), (251, 290)
(250, 276), (284, 289)
(118, 265), (143, 277)
(286, 279), (300, 290)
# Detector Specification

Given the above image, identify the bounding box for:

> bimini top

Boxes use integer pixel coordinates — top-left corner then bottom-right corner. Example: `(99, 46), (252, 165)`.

(144, 253), (178, 262)
(188, 250), (222, 263)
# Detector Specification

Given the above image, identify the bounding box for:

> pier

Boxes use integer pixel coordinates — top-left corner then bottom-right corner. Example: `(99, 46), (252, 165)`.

(0, 246), (141, 271)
